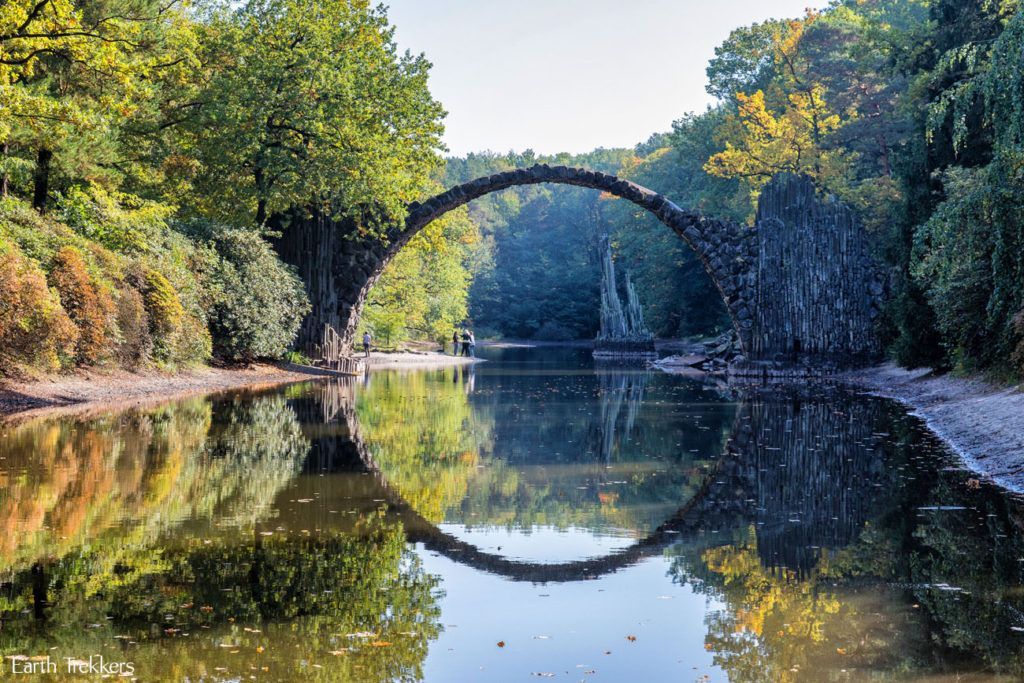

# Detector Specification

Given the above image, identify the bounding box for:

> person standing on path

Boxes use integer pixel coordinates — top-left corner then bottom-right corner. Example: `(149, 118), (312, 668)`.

(362, 331), (372, 358)
(461, 329), (471, 357)
(467, 330), (476, 358)
(452, 330), (460, 356)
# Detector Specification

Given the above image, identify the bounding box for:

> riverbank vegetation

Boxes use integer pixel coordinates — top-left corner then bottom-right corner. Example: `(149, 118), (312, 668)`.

(0, 0), (446, 374)
(4, 0), (1024, 380)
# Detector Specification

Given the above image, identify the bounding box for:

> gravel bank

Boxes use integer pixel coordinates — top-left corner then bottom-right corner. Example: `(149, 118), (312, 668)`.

(0, 364), (319, 419)
(366, 350), (483, 369)
(844, 362), (1024, 493)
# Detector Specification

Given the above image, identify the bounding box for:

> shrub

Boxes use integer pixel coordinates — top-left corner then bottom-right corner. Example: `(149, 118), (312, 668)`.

(0, 243), (78, 373)
(57, 185), (174, 255)
(202, 229), (309, 363)
(172, 312), (213, 365)
(48, 247), (115, 365)
(138, 266), (186, 363)
(114, 286), (151, 369)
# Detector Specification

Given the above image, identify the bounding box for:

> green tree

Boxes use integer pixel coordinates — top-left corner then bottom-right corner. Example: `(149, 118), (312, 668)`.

(182, 0), (444, 228)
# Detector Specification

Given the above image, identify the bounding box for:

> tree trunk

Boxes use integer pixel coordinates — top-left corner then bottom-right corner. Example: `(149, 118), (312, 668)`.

(32, 147), (52, 211)
(31, 562), (48, 620)
(0, 142), (9, 198)
(254, 166), (267, 226)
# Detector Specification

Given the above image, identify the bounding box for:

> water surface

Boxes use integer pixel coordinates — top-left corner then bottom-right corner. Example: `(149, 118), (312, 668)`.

(1, 347), (1023, 681)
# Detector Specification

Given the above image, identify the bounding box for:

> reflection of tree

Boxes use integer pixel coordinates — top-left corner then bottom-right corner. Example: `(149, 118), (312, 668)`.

(0, 515), (441, 682)
(0, 393), (309, 574)
(669, 391), (1024, 679)
(354, 369), (500, 524)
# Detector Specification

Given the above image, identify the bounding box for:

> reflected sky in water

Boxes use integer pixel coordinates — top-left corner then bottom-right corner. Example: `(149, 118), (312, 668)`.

(0, 346), (1023, 681)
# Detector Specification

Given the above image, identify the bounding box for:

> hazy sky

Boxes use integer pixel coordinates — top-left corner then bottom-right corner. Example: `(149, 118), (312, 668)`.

(386, 0), (826, 156)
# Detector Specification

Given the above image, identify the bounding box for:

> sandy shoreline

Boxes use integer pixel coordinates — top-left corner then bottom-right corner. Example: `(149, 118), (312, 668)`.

(0, 351), (483, 419)
(0, 363), (324, 420)
(842, 362), (1024, 493)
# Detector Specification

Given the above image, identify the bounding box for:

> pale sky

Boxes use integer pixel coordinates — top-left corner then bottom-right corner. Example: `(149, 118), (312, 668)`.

(385, 0), (827, 156)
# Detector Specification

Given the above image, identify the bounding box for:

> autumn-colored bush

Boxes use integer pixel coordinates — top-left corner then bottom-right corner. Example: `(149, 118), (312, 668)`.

(48, 246), (115, 365)
(137, 267), (186, 362)
(0, 243), (78, 373)
(172, 312), (213, 365)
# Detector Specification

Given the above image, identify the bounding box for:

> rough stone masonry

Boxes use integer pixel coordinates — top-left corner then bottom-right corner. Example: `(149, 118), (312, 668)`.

(273, 165), (885, 373)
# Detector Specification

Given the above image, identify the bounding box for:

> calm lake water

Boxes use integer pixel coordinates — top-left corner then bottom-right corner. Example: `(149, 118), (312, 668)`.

(2, 347), (1024, 681)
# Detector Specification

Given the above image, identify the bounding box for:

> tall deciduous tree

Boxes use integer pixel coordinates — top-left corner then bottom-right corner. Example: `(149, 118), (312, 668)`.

(183, 0), (444, 229)
(1, 0), (194, 210)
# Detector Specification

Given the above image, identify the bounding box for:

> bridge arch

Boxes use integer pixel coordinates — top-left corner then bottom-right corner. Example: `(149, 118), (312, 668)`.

(335, 164), (758, 354)
(275, 169), (885, 369)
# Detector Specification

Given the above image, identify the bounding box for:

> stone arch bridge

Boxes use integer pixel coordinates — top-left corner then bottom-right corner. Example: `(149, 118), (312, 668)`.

(274, 166), (885, 370)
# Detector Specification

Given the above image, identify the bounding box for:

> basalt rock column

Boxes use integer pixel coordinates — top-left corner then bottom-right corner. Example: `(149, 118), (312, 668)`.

(270, 208), (392, 355)
(744, 174), (885, 368)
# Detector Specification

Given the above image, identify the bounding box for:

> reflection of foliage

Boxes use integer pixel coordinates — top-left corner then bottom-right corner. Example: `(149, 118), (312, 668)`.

(0, 393), (309, 573)
(671, 532), (930, 682)
(0, 516), (441, 683)
(356, 369), (498, 523)
(670, 401), (1024, 680)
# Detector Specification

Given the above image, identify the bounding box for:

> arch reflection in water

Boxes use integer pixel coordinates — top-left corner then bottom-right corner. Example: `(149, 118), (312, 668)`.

(308, 371), (886, 581)
(2, 359), (1024, 679)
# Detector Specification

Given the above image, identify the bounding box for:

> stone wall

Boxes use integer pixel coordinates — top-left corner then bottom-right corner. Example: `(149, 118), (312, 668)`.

(741, 174), (885, 370)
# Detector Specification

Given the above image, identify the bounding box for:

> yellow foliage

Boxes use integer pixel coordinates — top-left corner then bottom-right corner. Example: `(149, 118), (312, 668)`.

(704, 11), (856, 209)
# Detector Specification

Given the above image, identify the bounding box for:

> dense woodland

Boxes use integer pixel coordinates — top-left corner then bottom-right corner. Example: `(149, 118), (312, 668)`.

(0, 0), (443, 371)
(2, 0), (1024, 378)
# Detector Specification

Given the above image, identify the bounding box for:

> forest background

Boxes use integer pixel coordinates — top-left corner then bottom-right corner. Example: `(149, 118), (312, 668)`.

(2, 0), (1024, 378)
